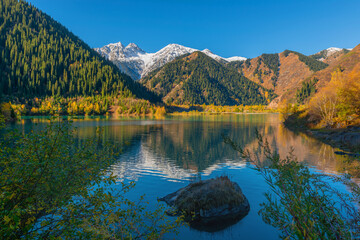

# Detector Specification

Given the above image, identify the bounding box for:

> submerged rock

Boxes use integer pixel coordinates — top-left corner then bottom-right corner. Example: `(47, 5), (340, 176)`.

(159, 176), (250, 232)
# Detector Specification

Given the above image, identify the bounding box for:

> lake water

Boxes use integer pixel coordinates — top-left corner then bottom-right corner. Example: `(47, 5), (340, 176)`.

(15, 113), (353, 239)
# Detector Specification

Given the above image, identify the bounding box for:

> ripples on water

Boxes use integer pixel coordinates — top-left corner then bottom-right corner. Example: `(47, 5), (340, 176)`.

(15, 114), (355, 239)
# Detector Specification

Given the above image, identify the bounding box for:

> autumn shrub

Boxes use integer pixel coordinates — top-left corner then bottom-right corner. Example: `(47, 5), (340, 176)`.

(224, 132), (360, 239)
(116, 98), (155, 115)
(0, 103), (15, 121)
(308, 65), (360, 127)
(155, 106), (167, 116)
(337, 64), (360, 117)
(278, 99), (300, 122)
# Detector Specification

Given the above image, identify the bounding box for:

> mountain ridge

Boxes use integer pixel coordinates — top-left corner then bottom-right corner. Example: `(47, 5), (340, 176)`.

(95, 42), (247, 80)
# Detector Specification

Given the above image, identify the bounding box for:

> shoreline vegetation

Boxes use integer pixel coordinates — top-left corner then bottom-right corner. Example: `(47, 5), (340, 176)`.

(278, 65), (360, 156)
(0, 97), (274, 121)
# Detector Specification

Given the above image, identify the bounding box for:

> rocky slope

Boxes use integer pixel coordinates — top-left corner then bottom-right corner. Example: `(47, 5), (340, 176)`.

(310, 47), (352, 65)
(311, 44), (360, 90)
(227, 50), (333, 107)
(95, 42), (246, 80)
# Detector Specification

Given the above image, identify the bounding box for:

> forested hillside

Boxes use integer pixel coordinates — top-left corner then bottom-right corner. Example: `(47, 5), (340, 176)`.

(227, 53), (280, 90)
(0, 0), (158, 101)
(140, 52), (275, 106)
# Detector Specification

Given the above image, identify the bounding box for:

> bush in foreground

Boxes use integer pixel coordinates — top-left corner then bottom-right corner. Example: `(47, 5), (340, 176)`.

(0, 120), (182, 239)
(224, 131), (360, 239)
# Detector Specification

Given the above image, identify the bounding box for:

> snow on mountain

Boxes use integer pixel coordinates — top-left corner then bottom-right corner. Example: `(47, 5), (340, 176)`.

(95, 42), (149, 80)
(201, 49), (227, 64)
(141, 44), (198, 77)
(326, 47), (343, 54)
(312, 47), (353, 62)
(95, 42), (246, 80)
(322, 47), (352, 58)
(226, 56), (247, 62)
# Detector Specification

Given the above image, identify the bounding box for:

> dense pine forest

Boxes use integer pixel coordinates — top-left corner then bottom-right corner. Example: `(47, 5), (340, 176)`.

(141, 52), (276, 106)
(0, 0), (158, 102)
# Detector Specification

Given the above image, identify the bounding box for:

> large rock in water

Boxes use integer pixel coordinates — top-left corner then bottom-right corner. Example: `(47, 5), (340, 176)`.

(159, 176), (250, 232)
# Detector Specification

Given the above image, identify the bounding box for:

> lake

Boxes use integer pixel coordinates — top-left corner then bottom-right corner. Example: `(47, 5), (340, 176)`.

(15, 113), (353, 239)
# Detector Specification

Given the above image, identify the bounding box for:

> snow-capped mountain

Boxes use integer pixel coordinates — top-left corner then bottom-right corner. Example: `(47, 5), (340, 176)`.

(95, 42), (246, 80)
(141, 44), (197, 78)
(325, 47), (345, 55)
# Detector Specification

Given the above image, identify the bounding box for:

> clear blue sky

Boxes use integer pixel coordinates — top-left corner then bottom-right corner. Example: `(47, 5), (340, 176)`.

(27, 0), (360, 58)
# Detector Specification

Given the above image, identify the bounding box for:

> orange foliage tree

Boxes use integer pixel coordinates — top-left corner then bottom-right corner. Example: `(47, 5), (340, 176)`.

(337, 64), (360, 116)
(308, 64), (360, 127)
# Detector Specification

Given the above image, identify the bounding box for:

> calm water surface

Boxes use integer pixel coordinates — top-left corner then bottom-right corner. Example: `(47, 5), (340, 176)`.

(15, 114), (353, 239)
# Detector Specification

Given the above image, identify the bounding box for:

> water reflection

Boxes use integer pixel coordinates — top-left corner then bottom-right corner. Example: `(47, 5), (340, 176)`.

(16, 114), (353, 180)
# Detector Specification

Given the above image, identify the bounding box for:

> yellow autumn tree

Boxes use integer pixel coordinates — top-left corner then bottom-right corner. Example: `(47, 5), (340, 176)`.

(93, 103), (101, 114)
(0, 103), (13, 120)
(308, 69), (342, 127)
(337, 63), (360, 116)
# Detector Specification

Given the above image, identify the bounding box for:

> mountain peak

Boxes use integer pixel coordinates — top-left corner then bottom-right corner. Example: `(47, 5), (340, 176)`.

(202, 49), (212, 54)
(107, 42), (124, 48)
(124, 43), (146, 56)
(165, 43), (185, 48)
(161, 43), (196, 53)
(326, 47), (342, 52)
(126, 42), (139, 48)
